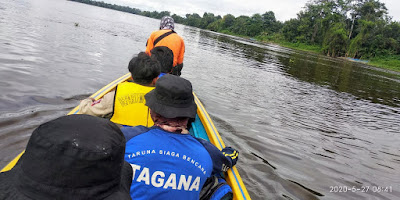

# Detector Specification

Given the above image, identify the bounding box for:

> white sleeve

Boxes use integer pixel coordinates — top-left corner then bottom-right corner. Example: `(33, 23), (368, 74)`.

(78, 90), (115, 118)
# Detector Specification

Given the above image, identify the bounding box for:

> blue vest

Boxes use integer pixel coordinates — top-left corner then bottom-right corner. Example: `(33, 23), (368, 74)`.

(124, 127), (214, 200)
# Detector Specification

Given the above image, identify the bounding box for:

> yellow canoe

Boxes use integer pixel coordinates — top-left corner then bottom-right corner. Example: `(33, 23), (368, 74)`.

(1, 73), (251, 200)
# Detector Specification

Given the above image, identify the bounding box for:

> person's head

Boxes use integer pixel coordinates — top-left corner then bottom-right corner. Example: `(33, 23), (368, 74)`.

(159, 16), (174, 30)
(0, 114), (132, 200)
(145, 74), (197, 132)
(150, 46), (174, 74)
(128, 52), (160, 86)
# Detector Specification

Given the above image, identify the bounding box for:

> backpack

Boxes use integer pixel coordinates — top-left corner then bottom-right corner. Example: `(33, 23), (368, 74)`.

(200, 176), (233, 200)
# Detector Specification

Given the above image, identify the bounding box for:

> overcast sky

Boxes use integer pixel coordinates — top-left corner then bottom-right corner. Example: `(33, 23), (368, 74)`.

(102, 0), (400, 22)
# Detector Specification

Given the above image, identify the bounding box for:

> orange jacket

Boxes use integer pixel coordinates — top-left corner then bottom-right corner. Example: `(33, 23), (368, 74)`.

(145, 29), (185, 67)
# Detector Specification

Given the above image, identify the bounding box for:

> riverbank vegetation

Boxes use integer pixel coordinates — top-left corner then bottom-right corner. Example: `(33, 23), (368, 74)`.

(70, 0), (400, 72)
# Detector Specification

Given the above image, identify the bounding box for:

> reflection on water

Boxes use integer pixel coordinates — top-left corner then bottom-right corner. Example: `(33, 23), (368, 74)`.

(1, 0), (400, 200)
(280, 53), (400, 107)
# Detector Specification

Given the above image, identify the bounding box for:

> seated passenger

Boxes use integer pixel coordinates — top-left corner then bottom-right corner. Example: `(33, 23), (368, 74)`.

(0, 114), (132, 200)
(146, 16), (185, 76)
(121, 74), (239, 199)
(79, 52), (160, 127)
(150, 46), (174, 77)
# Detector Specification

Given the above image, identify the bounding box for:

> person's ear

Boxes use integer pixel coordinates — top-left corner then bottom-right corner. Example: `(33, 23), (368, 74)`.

(152, 77), (159, 85)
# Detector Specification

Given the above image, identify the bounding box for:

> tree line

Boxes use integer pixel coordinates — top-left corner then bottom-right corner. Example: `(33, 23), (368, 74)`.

(70, 0), (400, 61)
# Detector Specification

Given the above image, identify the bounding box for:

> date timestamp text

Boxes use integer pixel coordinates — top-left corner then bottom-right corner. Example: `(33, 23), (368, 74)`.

(330, 186), (393, 193)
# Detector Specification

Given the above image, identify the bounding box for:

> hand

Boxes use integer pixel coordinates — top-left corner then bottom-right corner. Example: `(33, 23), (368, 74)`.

(222, 147), (239, 166)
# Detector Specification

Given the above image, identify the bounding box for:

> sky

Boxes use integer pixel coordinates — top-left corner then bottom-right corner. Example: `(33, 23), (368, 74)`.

(102, 0), (400, 22)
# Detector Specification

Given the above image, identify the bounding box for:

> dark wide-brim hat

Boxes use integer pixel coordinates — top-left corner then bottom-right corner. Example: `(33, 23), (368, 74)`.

(145, 74), (197, 118)
(0, 115), (133, 200)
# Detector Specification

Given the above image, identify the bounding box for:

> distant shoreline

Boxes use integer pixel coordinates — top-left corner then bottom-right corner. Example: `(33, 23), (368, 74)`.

(68, 0), (400, 73)
(257, 39), (400, 73)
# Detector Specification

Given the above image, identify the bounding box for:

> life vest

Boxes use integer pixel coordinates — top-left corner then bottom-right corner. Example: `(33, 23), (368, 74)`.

(110, 82), (154, 127)
(145, 29), (185, 67)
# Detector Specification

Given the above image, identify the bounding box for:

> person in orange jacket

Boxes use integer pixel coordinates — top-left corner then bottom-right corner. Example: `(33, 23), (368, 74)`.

(145, 16), (185, 76)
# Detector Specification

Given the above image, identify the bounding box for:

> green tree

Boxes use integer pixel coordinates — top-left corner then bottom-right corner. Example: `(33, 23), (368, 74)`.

(347, 0), (389, 58)
(382, 22), (400, 54)
(141, 11), (151, 17)
(221, 14), (236, 30)
(200, 12), (218, 29)
(262, 11), (279, 33)
(282, 18), (302, 42)
(248, 14), (264, 36)
(207, 19), (223, 31)
(323, 22), (348, 57)
(158, 11), (171, 19)
(185, 13), (202, 27)
(171, 14), (185, 24)
(231, 15), (250, 35)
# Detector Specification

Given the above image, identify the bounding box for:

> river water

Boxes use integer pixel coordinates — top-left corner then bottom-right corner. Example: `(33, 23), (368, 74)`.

(1, 0), (399, 199)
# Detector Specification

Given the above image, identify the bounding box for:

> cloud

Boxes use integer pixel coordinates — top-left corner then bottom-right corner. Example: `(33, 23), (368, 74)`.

(381, 0), (400, 21)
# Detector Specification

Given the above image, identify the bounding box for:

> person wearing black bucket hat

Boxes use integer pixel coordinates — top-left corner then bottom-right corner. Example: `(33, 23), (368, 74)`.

(0, 114), (133, 200)
(120, 74), (239, 200)
(145, 73), (197, 119)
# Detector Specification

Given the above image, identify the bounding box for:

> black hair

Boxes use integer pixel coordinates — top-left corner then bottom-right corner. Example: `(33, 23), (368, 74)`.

(128, 52), (161, 85)
(150, 46), (174, 73)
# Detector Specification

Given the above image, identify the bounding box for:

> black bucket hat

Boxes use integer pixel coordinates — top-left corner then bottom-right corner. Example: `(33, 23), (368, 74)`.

(0, 114), (133, 200)
(145, 74), (197, 118)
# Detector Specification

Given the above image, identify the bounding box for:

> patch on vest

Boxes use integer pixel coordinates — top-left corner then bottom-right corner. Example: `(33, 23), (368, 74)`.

(130, 163), (201, 191)
(117, 93), (145, 107)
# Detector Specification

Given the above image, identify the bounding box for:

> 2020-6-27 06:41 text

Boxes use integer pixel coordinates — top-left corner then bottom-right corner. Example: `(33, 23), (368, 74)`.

(330, 186), (393, 193)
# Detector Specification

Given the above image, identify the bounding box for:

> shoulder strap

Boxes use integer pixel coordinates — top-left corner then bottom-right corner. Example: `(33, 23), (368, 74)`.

(153, 30), (176, 46)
